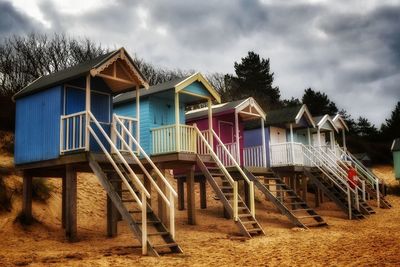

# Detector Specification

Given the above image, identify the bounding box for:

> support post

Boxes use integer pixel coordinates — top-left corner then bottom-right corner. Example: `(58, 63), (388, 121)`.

(136, 85), (140, 155)
(317, 128), (321, 148)
(65, 165), (77, 242)
(244, 180), (250, 207)
(307, 127), (311, 146)
(315, 186), (320, 208)
(175, 93), (180, 152)
(62, 174), (66, 228)
(302, 176), (307, 201)
(186, 166), (196, 225)
(85, 74), (91, 151)
(342, 129), (347, 152)
(199, 178), (207, 209)
(22, 172), (33, 223)
(261, 119), (267, 167)
(177, 178), (185, 210)
(144, 174), (152, 207)
(208, 98), (213, 148)
(107, 192), (118, 237)
(330, 131), (335, 150)
(290, 123), (295, 164)
(234, 111), (240, 164)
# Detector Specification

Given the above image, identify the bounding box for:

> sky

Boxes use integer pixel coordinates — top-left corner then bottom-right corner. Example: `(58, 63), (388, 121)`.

(1, 0), (399, 126)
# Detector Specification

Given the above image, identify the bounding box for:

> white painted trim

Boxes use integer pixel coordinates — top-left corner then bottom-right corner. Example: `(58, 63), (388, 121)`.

(295, 104), (316, 128)
(235, 97), (266, 120)
(316, 114), (339, 133)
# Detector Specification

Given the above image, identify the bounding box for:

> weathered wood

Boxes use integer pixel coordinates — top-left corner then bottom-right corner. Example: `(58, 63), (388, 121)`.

(144, 174), (152, 207)
(65, 165), (77, 242)
(186, 166), (196, 225)
(199, 178), (207, 209)
(62, 175), (66, 228)
(315, 186), (320, 208)
(177, 178), (185, 210)
(22, 173), (33, 223)
(157, 170), (168, 225)
(302, 176), (307, 201)
(107, 192), (118, 237)
(243, 180), (250, 207)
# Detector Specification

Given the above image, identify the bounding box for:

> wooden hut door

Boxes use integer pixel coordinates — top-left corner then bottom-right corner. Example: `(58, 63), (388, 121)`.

(218, 121), (234, 144)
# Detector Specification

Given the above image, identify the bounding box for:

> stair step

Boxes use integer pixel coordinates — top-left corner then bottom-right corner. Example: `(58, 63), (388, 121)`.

(137, 220), (161, 224)
(152, 242), (178, 249)
(122, 199), (136, 203)
(242, 220), (257, 225)
(305, 222), (327, 227)
(291, 208), (312, 212)
(297, 215), (320, 219)
(128, 210), (151, 214)
(238, 214), (253, 218)
(247, 227), (263, 233)
(148, 231), (169, 236)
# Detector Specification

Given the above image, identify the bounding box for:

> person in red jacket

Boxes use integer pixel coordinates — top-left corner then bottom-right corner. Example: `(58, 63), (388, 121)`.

(347, 163), (358, 189)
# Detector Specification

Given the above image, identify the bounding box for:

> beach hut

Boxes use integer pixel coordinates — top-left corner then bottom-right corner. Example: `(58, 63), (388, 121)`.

(13, 48), (183, 256)
(243, 104), (315, 168)
(332, 113), (349, 152)
(311, 115), (339, 151)
(114, 77), (265, 238)
(391, 139), (400, 180)
(185, 97), (266, 167)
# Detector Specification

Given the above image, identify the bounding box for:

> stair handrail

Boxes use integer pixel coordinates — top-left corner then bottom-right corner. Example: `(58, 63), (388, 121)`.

(87, 111), (150, 203)
(314, 146), (364, 194)
(210, 128), (255, 216)
(113, 114), (177, 238)
(299, 144), (354, 218)
(193, 125), (240, 220)
(335, 145), (381, 207)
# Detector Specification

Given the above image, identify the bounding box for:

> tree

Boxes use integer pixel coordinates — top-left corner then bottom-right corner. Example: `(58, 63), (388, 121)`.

(301, 88), (338, 116)
(0, 33), (107, 96)
(355, 116), (379, 139)
(338, 109), (356, 134)
(282, 97), (301, 107)
(381, 101), (400, 140)
(228, 51), (281, 110)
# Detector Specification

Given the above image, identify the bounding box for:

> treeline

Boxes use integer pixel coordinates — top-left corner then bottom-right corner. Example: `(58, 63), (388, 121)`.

(0, 34), (398, 162)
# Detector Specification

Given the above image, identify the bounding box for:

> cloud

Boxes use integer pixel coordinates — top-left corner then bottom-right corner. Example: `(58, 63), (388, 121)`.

(0, 1), (41, 37)
(1, 0), (399, 125)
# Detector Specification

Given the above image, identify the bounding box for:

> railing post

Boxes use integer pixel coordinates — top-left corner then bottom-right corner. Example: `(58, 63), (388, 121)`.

(60, 117), (64, 154)
(347, 185), (352, 220)
(141, 192), (147, 255)
(376, 179), (380, 208)
(111, 116), (117, 153)
(355, 188), (360, 211)
(362, 180), (366, 201)
(250, 181), (255, 217)
(169, 189), (175, 239)
(233, 181), (238, 221)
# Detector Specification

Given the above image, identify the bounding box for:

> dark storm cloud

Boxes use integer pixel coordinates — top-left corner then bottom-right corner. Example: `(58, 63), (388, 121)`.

(2, 0), (400, 124)
(0, 1), (40, 37)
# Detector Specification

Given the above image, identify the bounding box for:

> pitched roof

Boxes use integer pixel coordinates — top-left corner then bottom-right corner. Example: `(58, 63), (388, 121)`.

(113, 76), (188, 105)
(13, 48), (147, 100)
(264, 105), (302, 125)
(332, 114), (349, 131)
(113, 72), (221, 105)
(392, 138), (400, 151)
(313, 115), (338, 132)
(186, 98), (246, 120)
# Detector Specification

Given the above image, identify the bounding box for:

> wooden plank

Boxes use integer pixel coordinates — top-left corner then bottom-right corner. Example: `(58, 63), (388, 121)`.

(65, 164), (77, 242)
(178, 177), (185, 210)
(199, 178), (207, 209)
(157, 170), (168, 225)
(186, 166), (196, 225)
(107, 191), (118, 237)
(22, 172), (33, 223)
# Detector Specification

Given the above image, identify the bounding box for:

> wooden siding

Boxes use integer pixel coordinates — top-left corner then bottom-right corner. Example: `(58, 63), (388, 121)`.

(15, 86), (63, 164)
(181, 82), (212, 98)
(243, 127), (270, 166)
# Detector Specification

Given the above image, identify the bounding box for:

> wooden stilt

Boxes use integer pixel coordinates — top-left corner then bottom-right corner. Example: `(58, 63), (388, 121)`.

(186, 166), (196, 225)
(61, 174), (66, 229)
(177, 177), (185, 210)
(107, 177), (119, 237)
(116, 181), (122, 221)
(315, 186), (320, 208)
(199, 178), (207, 209)
(22, 172), (33, 223)
(144, 174), (152, 207)
(65, 165), (77, 242)
(302, 176), (307, 201)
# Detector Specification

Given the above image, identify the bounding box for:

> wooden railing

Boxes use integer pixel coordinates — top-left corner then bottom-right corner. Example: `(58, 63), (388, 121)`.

(216, 142), (239, 167)
(197, 130), (211, 155)
(269, 142), (306, 167)
(151, 124), (197, 155)
(60, 111), (86, 153)
(243, 145), (265, 167)
(113, 115), (138, 153)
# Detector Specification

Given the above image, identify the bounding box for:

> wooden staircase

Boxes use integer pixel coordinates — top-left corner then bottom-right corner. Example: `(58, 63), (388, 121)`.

(89, 153), (182, 256)
(243, 168), (327, 228)
(305, 169), (366, 220)
(364, 180), (392, 209)
(196, 156), (264, 237)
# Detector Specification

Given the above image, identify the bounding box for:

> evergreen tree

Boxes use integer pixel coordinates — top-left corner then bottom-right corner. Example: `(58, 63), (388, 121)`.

(282, 97), (301, 107)
(381, 101), (400, 140)
(355, 116), (379, 139)
(302, 88), (338, 116)
(229, 51), (281, 110)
